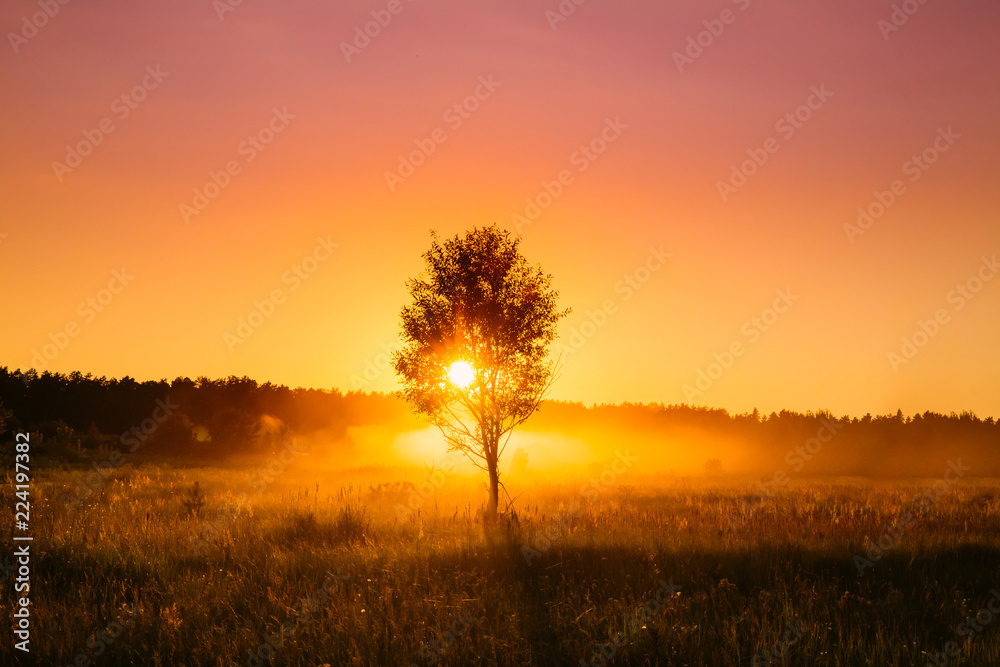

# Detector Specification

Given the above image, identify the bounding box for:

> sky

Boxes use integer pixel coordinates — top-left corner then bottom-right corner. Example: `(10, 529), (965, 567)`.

(2, 0), (998, 418)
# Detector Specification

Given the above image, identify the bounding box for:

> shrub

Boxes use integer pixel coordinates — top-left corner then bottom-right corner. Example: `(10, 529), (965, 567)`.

(333, 503), (370, 544)
(183, 482), (206, 515)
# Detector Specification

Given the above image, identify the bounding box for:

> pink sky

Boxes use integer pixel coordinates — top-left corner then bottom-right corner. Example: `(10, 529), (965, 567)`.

(2, 0), (999, 417)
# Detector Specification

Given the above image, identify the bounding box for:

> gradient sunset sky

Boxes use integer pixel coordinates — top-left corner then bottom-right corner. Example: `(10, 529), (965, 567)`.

(2, 0), (998, 417)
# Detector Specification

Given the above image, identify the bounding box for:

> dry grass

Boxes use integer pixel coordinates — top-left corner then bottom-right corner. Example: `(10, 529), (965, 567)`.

(4, 463), (1000, 666)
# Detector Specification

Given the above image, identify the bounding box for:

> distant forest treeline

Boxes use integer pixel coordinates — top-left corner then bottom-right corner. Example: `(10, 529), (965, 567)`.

(0, 368), (412, 465)
(1, 367), (998, 477)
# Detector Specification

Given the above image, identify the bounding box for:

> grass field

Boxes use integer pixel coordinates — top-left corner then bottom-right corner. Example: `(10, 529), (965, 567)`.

(6, 459), (1000, 666)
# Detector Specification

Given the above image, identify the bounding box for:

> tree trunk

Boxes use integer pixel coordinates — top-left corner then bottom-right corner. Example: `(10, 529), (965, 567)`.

(486, 450), (499, 522)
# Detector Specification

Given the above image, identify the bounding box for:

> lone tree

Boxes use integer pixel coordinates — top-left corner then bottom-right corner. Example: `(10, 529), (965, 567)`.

(393, 226), (568, 521)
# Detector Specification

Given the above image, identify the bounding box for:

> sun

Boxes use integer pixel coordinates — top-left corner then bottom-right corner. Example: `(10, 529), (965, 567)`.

(447, 361), (475, 388)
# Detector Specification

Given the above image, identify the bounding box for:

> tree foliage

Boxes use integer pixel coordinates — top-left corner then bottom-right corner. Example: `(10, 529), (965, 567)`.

(393, 226), (569, 518)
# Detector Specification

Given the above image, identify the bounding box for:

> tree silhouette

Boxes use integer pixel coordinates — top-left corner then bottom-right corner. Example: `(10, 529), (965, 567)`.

(393, 227), (568, 521)
(0, 400), (10, 437)
(3, 365), (997, 478)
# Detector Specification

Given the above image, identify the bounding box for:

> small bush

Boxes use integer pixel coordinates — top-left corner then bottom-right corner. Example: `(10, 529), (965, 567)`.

(182, 482), (206, 515)
(286, 510), (320, 540)
(333, 503), (370, 544)
(279, 506), (370, 546)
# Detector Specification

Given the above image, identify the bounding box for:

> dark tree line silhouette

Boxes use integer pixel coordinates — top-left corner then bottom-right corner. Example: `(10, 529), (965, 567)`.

(0, 367), (408, 462)
(532, 402), (1000, 477)
(1, 367), (997, 476)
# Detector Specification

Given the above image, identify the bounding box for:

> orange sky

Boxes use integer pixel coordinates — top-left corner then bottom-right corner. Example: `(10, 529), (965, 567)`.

(2, 1), (998, 418)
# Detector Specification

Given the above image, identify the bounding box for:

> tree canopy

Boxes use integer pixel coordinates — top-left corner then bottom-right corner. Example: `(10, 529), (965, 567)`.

(393, 226), (569, 519)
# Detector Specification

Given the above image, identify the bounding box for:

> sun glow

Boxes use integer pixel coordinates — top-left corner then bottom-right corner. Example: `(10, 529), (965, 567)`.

(447, 361), (475, 388)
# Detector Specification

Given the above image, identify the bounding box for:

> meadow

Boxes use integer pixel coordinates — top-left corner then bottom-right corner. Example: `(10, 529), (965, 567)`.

(6, 459), (1000, 667)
